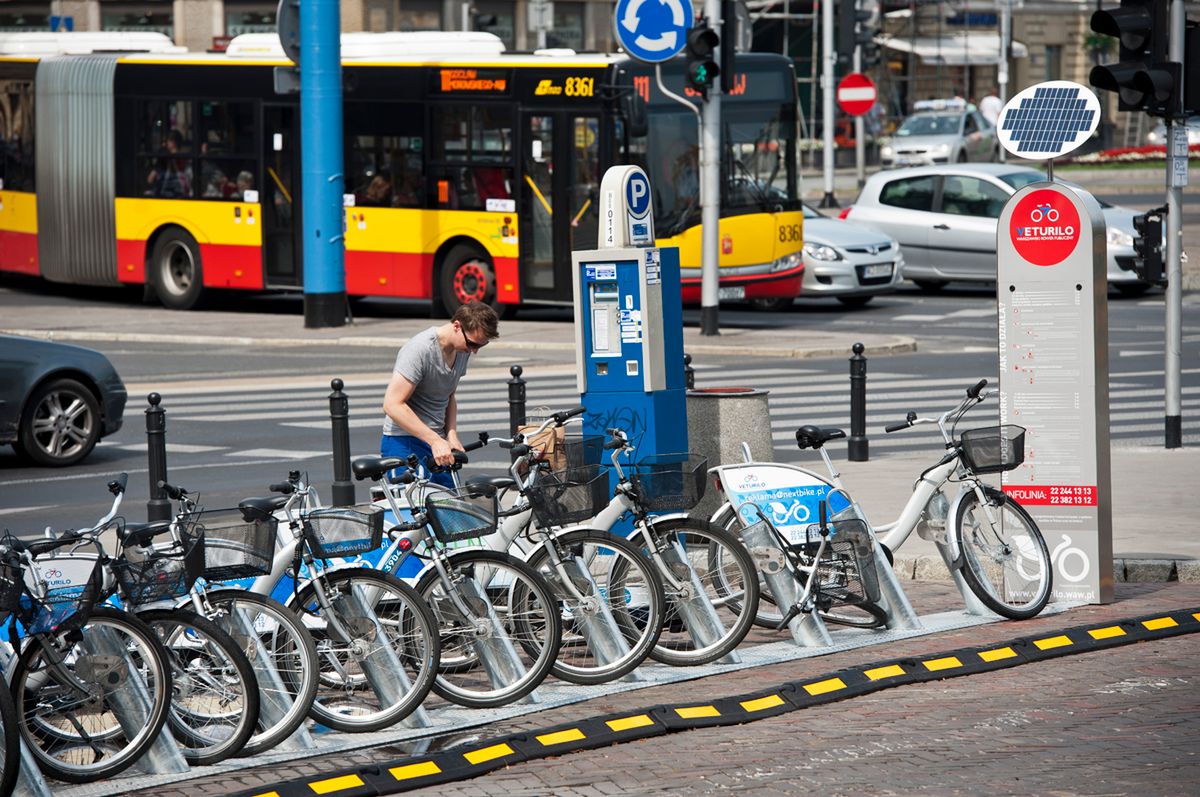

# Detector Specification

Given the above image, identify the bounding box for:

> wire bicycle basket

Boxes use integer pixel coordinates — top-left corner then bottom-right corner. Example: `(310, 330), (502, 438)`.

(113, 524), (205, 605)
(629, 453), (708, 512)
(19, 546), (105, 635)
(525, 463), (610, 527)
(302, 504), (385, 559)
(959, 425), (1026, 474)
(196, 510), (277, 581)
(802, 518), (881, 608)
(0, 558), (24, 626)
(425, 484), (499, 545)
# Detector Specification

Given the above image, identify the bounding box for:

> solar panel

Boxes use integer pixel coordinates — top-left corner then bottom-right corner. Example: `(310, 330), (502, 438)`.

(997, 81), (1101, 161)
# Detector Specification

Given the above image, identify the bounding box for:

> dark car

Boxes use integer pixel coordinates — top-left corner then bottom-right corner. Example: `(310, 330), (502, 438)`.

(0, 335), (127, 466)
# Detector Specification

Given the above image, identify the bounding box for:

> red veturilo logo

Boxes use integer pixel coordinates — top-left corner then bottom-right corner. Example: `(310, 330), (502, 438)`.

(1009, 189), (1081, 266)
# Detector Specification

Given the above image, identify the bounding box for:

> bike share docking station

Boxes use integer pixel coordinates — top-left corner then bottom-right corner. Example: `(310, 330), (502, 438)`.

(572, 165), (739, 664)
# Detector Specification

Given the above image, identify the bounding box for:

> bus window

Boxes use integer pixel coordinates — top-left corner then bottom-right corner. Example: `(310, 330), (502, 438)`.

(198, 100), (255, 201)
(431, 105), (513, 210)
(0, 79), (35, 192)
(138, 100), (194, 198)
(345, 101), (425, 208)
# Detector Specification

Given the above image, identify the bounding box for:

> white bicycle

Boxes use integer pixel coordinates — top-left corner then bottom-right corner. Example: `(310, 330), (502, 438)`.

(712, 379), (1054, 621)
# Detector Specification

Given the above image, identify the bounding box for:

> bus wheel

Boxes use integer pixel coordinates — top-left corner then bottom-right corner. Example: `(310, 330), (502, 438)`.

(152, 228), (206, 310)
(439, 244), (498, 317)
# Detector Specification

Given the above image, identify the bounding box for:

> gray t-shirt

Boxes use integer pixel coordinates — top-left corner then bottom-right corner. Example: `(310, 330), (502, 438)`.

(382, 327), (470, 437)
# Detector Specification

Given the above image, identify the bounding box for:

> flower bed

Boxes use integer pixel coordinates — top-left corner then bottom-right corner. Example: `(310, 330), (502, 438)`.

(1066, 143), (1200, 164)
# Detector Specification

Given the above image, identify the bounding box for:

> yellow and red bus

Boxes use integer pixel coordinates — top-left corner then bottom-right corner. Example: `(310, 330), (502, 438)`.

(0, 31), (803, 314)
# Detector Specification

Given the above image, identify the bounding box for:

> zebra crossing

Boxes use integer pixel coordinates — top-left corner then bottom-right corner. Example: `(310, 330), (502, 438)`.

(140, 361), (1200, 461)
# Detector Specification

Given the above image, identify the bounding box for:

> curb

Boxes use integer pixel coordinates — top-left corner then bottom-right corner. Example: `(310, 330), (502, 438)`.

(895, 555), (1199, 584)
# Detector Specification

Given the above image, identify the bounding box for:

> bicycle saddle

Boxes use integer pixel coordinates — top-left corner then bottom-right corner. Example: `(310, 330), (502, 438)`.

(352, 455), (406, 481)
(119, 520), (174, 547)
(466, 474), (516, 492)
(238, 495), (289, 520)
(795, 425), (846, 449)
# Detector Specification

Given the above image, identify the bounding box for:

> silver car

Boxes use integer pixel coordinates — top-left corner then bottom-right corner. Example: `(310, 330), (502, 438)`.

(880, 109), (998, 168)
(844, 164), (1152, 295)
(796, 204), (904, 307)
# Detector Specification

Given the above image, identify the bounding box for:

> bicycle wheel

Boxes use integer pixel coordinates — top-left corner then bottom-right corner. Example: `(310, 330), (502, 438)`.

(955, 489), (1053, 620)
(525, 529), (665, 685)
(643, 518), (760, 666)
(713, 502), (786, 628)
(137, 608), (260, 765)
(291, 569), (439, 732)
(203, 589), (319, 756)
(12, 607), (172, 784)
(414, 549), (561, 708)
(0, 672), (20, 797)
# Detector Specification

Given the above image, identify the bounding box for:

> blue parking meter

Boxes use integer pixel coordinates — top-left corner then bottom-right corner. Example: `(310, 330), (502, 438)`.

(572, 166), (687, 467)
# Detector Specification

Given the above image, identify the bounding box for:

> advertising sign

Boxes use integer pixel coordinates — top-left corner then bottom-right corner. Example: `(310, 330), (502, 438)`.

(996, 182), (1113, 604)
(718, 464), (850, 544)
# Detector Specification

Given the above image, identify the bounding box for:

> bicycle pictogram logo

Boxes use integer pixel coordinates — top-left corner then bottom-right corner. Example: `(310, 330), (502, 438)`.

(1029, 203), (1059, 223)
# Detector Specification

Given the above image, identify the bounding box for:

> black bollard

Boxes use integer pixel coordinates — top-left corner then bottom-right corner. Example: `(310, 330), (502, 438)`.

(508, 365), (526, 462)
(684, 353), (695, 390)
(848, 342), (869, 462)
(329, 378), (355, 506)
(145, 392), (171, 522)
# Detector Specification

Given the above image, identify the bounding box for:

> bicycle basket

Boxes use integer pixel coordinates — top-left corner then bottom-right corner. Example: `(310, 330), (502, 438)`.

(525, 464), (610, 527)
(20, 549), (104, 635)
(113, 524), (205, 605)
(302, 504), (385, 559)
(0, 559), (24, 625)
(959, 425), (1026, 474)
(425, 485), (498, 545)
(629, 454), (708, 512)
(804, 518), (881, 607)
(197, 510), (276, 581)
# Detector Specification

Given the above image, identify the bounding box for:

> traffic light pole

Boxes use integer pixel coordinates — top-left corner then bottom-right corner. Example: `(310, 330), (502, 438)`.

(699, 0), (723, 336)
(853, 45), (865, 188)
(819, 0), (837, 207)
(1163, 0), (1185, 448)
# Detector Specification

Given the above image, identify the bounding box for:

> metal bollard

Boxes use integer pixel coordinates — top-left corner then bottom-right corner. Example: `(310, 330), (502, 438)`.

(329, 378), (355, 506)
(508, 364), (526, 461)
(145, 392), (171, 522)
(848, 342), (869, 462)
(684, 353), (695, 390)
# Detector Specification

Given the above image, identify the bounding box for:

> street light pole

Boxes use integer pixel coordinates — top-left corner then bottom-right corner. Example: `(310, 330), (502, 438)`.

(1163, 0), (1186, 448)
(819, 0), (837, 207)
(700, 0), (723, 335)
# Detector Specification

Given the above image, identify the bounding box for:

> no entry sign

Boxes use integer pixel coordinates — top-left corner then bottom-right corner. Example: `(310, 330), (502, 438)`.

(837, 73), (876, 116)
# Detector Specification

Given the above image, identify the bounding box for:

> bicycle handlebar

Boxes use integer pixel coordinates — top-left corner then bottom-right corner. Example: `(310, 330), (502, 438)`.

(157, 480), (187, 500)
(966, 378), (988, 399)
(554, 405), (586, 424)
(269, 482), (296, 495)
(884, 421), (910, 433)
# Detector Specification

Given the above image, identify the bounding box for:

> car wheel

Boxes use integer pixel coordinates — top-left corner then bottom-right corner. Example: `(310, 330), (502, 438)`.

(1115, 282), (1152, 297)
(912, 279), (948, 292)
(956, 151), (968, 163)
(836, 295), (874, 308)
(16, 378), (102, 467)
(152, 228), (206, 310)
(749, 297), (794, 312)
(437, 244), (515, 319)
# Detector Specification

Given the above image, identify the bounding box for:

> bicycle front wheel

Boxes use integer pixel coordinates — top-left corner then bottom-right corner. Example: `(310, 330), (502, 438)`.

(644, 518), (760, 666)
(0, 665), (20, 797)
(12, 607), (172, 784)
(292, 569), (439, 732)
(525, 529), (665, 685)
(204, 589), (319, 756)
(955, 490), (1053, 619)
(138, 608), (260, 765)
(415, 549), (561, 708)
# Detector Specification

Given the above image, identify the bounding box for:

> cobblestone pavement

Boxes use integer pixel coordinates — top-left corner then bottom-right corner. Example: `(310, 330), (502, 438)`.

(126, 581), (1200, 797)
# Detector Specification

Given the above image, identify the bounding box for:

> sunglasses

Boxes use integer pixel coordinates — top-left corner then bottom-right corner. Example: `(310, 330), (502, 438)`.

(460, 326), (489, 352)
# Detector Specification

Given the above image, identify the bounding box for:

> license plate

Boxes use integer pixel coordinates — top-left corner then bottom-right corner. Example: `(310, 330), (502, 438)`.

(718, 286), (745, 300)
(862, 264), (893, 280)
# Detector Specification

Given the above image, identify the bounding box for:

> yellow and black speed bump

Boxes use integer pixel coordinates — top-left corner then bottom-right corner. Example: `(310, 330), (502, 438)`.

(234, 607), (1200, 797)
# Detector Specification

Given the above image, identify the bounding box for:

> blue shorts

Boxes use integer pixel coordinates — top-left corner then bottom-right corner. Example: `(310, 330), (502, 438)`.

(380, 434), (455, 488)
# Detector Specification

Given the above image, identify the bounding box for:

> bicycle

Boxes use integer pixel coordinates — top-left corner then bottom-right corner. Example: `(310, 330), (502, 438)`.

(0, 555), (25, 796)
(354, 454), (563, 708)
(712, 379), (1053, 622)
(235, 471), (440, 732)
(1, 474), (173, 783)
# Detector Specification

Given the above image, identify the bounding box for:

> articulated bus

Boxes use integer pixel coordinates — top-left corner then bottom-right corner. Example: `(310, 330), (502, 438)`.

(0, 32), (803, 315)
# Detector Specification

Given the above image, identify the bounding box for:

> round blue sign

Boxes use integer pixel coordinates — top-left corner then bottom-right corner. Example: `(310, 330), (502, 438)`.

(614, 0), (694, 64)
(625, 171), (652, 218)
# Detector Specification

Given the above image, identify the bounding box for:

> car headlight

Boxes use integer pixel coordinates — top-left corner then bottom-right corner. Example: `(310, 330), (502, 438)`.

(933, 143), (952, 155)
(881, 144), (893, 157)
(802, 243), (841, 262)
(771, 251), (804, 272)
(1108, 228), (1134, 249)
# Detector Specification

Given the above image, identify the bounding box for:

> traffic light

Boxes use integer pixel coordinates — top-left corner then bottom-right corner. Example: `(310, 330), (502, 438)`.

(838, 0), (875, 65)
(1089, 0), (1175, 116)
(1132, 207), (1166, 284)
(685, 22), (720, 99)
(470, 8), (497, 31)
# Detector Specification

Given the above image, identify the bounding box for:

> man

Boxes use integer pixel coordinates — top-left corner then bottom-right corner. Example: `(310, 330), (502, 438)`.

(979, 88), (1003, 128)
(382, 301), (500, 486)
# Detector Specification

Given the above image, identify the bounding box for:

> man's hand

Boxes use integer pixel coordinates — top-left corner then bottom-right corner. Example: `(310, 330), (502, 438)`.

(430, 437), (455, 467)
(447, 430), (465, 453)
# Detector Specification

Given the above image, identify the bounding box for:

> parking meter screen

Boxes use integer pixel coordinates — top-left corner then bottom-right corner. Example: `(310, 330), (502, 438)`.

(1009, 189), (1081, 267)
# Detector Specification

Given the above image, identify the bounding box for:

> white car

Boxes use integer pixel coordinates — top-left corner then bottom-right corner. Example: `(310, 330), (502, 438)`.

(796, 204), (904, 307)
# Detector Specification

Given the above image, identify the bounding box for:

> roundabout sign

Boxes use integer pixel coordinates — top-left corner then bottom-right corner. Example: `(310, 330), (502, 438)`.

(614, 0), (694, 63)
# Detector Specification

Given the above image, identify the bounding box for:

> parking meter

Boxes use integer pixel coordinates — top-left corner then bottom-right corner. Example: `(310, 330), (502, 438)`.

(572, 165), (687, 462)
